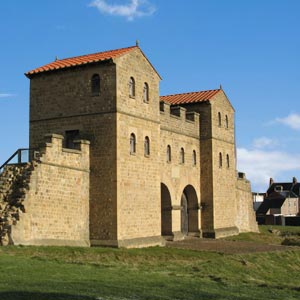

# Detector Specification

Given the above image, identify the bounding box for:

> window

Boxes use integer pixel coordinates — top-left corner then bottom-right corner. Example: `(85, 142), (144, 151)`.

(193, 150), (197, 165)
(91, 74), (100, 95)
(219, 152), (223, 168)
(65, 130), (80, 149)
(129, 77), (135, 97)
(143, 82), (149, 103)
(144, 136), (150, 156)
(225, 115), (229, 129)
(130, 133), (136, 154)
(167, 145), (171, 162)
(180, 148), (185, 164)
(218, 112), (222, 127)
(226, 154), (230, 168)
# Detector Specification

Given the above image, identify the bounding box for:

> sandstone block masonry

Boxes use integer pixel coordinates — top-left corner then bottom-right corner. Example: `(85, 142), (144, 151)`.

(0, 134), (90, 246)
(0, 44), (259, 248)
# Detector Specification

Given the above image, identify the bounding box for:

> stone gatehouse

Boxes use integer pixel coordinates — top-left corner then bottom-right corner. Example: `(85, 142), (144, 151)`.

(0, 45), (258, 247)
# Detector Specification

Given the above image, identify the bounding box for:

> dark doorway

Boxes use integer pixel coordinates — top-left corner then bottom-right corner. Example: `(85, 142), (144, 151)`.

(65, 130), (80, 149)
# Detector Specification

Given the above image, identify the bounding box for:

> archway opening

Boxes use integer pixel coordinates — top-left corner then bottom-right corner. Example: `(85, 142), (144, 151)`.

(161, 183), (172, 236)
(181, 185), (199, 236)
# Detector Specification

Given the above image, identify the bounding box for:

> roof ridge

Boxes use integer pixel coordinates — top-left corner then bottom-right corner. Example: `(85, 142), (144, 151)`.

(160, 88), (220, 98)
(53, 45), (137, 63)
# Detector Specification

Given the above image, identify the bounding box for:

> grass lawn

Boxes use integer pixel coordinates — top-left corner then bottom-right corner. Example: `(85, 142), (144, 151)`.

(0, 226), (299, 300)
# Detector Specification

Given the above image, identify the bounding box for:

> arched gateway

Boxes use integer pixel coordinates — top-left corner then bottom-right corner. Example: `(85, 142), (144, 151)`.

(161, 183), (172, 236)
(181, 185), (199, 236)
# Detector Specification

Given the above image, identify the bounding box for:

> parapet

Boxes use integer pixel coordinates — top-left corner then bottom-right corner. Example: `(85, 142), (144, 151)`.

(39, 134), (90, 171)
(160, 101), (200, 137)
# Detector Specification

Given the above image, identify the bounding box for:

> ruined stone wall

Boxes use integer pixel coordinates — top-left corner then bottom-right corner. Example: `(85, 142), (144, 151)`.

(235, 173), (258, 232)
(160, 102), (201, 239)
(11, 134), (90, 246)
(114, 48), (163, 247)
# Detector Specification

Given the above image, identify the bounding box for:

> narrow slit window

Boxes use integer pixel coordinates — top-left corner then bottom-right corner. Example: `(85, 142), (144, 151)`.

(144, 136), (150, 156)
(129, 77), (135, 97)
(193, 150), (197, 165)
(219, 152), (223, 168)
(218, 112), (222, 127)
(180, 148), (185, 164)
(167, 145), (171, 162)
(225, 115), (229, 129)
(226, 154), (230, 168)
(91, 74), (100, 95)
(143, 82), (149, 102)
(130, 133), (136, 154)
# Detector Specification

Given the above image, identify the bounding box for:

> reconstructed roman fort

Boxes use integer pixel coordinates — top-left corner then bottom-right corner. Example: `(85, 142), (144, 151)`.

(0, 45), (258, 247)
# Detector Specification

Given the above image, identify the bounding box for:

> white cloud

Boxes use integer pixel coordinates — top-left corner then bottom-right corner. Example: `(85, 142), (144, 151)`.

(89, 0), (156, 21)
(0, 93), (14, 98)
(237, 148), (300, 192)
(276, 113), (300, 130)
(252, 137), (278, 149)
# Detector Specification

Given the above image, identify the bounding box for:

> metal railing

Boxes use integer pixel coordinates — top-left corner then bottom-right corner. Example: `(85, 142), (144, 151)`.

(0, 148), (40, 173)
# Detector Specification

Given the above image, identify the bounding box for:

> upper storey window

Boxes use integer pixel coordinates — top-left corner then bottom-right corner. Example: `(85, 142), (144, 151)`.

(226, 154), (230, 168)
(180, 148), (185, 164)
(129, 77), (135, 98)
(219, 152), (223, 168)
(143, 82), (149, 103)
(193, 150), (197, 166)
(167, 145), (171, 162)
(144, 136), (150, 156)
(130, 133), (136, 154)
(218, 112), (222, 127)
(91, 74), (100, 96)
(225, 115), (229, 129)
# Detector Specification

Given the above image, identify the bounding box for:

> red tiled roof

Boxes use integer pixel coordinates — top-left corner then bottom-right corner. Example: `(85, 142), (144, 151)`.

(160, 89), (221, 105)
(26, 46), (138, 77)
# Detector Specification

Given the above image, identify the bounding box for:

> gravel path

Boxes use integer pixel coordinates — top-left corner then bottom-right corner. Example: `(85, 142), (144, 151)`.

(166, 238), (299, 254)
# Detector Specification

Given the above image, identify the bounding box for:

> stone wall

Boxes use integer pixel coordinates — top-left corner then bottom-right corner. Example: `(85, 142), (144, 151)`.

(236, 173), (258, 232)
(10, 134), (90, 246)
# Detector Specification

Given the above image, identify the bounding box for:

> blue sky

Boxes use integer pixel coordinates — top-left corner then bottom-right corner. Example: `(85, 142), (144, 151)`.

(1, 0), (300, 192)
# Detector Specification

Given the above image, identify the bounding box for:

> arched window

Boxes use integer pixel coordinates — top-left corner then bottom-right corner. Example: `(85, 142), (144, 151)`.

(219, 152), (223, 168)
(166, 145), (171, 162)
(180, 148), (185, 164)
(129, 77), (135, 97)
(143, 82), (149, 103)
(226, 154), (230, 168)
(225, 115), (229, 129)
(193, 150), (197, 166)
(218, 112), (222, 127)
(91, 74), (100, 95)
(144, 136), (150, 156)
(130, 133), (136, 154)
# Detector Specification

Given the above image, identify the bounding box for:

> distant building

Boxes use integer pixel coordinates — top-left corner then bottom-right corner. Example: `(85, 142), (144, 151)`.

(256, 177), (300, 225)
(252, 192), (265, 211)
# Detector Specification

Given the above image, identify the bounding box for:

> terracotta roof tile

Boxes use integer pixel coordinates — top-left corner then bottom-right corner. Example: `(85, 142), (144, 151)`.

(26, 46), (138, 77)
(160, 89), (221, 105)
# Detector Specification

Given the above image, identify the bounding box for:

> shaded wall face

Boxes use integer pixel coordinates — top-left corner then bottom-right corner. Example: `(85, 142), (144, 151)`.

(29, 64), (118, 242)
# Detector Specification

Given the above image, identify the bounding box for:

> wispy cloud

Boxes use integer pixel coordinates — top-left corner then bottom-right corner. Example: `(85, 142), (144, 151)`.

(237, 147), (300, 192)
(89, 0), (156, 21)
(252, 137), (278, 149)
(0, 93), (15, 98)
(275, 113), (300, 130)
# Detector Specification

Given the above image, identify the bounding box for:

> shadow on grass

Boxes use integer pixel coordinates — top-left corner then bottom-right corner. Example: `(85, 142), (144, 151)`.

(0, 291), (97, 300)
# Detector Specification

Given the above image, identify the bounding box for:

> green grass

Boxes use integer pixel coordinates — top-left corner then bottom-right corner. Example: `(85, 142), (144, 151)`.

(0, 227), (300, 300)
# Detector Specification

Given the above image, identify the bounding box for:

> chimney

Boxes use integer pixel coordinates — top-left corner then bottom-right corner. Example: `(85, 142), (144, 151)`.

(269, 178), (274, 186)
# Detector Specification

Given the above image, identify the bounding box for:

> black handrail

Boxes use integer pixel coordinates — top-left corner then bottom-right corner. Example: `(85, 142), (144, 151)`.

(0, 148), (39, 171)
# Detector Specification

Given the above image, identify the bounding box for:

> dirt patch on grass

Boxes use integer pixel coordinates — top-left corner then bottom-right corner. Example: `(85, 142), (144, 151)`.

(166, 238), (300, 254)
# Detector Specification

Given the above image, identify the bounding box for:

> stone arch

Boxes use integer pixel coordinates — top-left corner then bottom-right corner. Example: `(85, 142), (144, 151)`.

(161, 183), (172, 236)
(181, 185), (199, 236)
